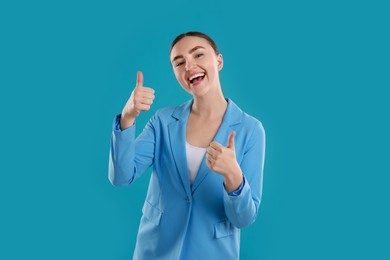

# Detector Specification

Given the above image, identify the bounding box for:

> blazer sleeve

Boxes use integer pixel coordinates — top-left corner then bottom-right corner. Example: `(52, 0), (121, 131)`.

(108, 113), (158, 186)
(223, 121), (266, 228)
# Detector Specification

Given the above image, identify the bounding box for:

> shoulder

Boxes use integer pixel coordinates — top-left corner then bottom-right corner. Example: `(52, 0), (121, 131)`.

(228, 98), (265, 134)
(241, 111), (264, 128)
(229, 102), (266, 154)
(152, 99), (192, 122)
(154, 106), (176, 118)
(239, 113), (265, 148)
(243, 112), (265, 137)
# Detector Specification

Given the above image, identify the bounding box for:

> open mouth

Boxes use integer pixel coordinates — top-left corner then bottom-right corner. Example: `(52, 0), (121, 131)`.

(188, 72), (205, 85)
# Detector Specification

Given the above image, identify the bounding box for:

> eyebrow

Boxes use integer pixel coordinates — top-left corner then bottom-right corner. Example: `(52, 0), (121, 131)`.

(171, 46), (205, 64)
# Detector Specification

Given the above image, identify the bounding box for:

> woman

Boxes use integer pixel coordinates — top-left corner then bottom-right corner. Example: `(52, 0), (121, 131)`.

(109, 32), (266, 259)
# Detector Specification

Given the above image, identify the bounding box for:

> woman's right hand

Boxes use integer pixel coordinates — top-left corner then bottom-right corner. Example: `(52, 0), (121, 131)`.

(120, 71), (155, 130)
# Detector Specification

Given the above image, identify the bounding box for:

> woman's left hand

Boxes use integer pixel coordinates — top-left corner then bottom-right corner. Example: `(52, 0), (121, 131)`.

(206, 131), (243, 192)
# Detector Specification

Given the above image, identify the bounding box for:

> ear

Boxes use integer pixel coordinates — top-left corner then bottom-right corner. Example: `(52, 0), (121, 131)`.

(217, 53), (224, 71)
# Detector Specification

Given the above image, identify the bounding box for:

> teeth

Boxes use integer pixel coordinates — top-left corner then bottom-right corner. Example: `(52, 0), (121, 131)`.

(189, 73), (205, 81)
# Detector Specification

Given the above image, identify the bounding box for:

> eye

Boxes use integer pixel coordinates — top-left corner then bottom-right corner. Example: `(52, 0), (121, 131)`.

(175, 61), (184, 67)
(195, 53), (204, 58)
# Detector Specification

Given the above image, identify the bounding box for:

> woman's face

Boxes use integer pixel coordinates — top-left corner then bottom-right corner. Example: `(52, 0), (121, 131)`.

(170, 36), (223, 97)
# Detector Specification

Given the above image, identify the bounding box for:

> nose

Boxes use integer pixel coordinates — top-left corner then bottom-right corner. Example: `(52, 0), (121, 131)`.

(185, 58), (196, 71)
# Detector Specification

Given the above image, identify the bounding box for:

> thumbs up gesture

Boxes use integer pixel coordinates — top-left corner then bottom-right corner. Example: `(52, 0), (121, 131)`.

(206, 131), (243, 192)
(120, 71), (155, 129)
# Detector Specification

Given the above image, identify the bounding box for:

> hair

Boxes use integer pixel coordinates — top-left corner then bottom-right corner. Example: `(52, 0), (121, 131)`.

(170, 31), (220, 55)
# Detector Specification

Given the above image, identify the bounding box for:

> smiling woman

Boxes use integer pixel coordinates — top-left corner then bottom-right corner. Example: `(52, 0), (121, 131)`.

(169, 33), (223, 99)
(109, 31), (266, 259)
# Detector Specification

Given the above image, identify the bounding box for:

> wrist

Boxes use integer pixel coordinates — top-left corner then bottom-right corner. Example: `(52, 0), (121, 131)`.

(120, 113), (136, 130)
(223, 167), (243, 193)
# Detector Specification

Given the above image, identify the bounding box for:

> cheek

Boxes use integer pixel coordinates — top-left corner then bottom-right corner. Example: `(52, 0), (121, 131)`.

(204, 58), (219, 72)
(173, 71), (182, 82)
(174, 71), (190, 90)
(177, 74), (186, 85)
(205, 64), (218, 78)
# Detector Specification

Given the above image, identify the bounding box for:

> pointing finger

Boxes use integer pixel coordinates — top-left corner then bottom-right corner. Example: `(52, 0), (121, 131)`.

(140, 86), (155, 94)
(209, 142), (223, 152)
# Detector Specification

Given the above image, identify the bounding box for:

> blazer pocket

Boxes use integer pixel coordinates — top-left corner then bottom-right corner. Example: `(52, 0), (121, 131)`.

(142, 201), (162, 226)
(214, 219), (237, 239)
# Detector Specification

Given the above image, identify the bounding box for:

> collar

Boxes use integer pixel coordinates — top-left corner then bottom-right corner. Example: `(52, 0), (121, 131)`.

(171, 98), (243, 126)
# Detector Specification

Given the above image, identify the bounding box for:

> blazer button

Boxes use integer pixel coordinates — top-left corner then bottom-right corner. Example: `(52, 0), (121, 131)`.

(185, 197), (190, 204)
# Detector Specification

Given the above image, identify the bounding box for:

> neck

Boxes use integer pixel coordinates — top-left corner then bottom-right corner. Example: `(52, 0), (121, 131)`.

(191, 86), (227, 119)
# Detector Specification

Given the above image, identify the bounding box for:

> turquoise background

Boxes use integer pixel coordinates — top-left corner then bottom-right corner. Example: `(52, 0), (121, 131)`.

(1, 0), (389, 259)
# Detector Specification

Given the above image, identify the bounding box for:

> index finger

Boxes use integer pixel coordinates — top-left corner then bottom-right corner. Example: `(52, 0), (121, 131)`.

(209, 141), (223, 152)
(139, 86), (155, 94)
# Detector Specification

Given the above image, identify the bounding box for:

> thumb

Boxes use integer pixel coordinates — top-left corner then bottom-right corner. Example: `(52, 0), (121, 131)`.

(227, 131), (236, 149)
(136, 71), (144, 87)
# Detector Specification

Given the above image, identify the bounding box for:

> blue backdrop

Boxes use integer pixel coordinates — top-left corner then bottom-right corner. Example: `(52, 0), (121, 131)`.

(1, 0), (389, 259)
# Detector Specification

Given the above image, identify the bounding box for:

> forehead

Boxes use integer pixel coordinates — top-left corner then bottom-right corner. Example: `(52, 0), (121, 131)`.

(170, 36), (212, 58)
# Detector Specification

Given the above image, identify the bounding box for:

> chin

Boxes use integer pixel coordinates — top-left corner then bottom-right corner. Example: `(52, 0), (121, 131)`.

(192, 86), (210, 97)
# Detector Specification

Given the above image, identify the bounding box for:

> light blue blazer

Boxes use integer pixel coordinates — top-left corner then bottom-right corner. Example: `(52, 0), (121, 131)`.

(109, 98), (265, 260)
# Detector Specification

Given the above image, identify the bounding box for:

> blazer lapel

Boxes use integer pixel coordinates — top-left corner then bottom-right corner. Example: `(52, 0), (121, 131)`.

(168, 100), (192, 197)
(168, 98), (243, 196)
(191, 120), (231, 194)
(191, 98), (243, 194)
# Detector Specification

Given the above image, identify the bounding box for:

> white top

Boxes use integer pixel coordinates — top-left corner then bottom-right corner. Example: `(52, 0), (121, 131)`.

(186, 141), (207, 184)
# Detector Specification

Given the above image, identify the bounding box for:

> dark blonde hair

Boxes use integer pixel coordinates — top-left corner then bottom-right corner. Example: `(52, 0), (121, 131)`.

(170, 32), (220, 55)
